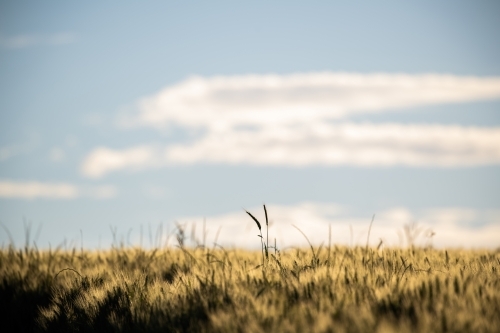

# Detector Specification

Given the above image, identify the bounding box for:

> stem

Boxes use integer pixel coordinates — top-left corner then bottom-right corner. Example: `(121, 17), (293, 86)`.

(259, 230), (265, 267)
(266, 227), (269, 259)
(264, 204), (269, 260)
(365, 214), (375, 253)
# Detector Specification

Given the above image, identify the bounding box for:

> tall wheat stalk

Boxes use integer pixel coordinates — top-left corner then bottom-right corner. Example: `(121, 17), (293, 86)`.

(245, 204), (269, 266)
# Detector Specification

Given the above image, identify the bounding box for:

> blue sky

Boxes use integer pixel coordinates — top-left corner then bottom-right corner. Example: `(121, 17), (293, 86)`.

(1, 1), (500, 249)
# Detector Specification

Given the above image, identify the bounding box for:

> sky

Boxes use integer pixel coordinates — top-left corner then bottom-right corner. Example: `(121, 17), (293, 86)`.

(1, 1), (500, 250)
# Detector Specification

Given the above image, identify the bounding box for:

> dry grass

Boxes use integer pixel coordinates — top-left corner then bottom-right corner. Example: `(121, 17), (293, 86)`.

(1, 237), (499, 332)
(0, 207), (498, 332)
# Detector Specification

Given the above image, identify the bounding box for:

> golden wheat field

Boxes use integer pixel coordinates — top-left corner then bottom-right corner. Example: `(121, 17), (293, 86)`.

(1, 234), (499, 333)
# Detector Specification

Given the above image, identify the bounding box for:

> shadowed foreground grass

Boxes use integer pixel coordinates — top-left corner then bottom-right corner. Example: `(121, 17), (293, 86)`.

(0, 244), (499, 332)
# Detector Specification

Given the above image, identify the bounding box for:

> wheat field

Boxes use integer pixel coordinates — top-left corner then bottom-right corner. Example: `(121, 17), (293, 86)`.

(1, 224), (499, 333)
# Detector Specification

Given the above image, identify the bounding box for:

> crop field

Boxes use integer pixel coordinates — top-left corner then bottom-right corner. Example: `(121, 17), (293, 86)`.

(1, 210), (499, 332)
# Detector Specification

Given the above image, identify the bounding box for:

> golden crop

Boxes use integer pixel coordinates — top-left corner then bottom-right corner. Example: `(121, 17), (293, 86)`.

(1, 241), (499, 332)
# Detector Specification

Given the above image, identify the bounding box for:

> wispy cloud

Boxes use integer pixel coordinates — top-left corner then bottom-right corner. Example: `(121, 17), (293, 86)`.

(81, 146), (161, 179)
(81, 123), (500, 177)
(0, 32), (75, 49)
(0, 180), (116, 200)
(171, 203), (500, 249)
(120, 72), (500, 129)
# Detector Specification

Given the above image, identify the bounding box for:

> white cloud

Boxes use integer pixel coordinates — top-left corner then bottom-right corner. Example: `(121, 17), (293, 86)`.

(122, 72), (500, 129)
(0, 32), (75, 49)
(81, 123), (500, 177)
(170, 203), (500, 249)
(0, 180), (117, 200)
(84, 72), (500, 177)
(164, 123), (500, 167)
(81, 145), (162, 178)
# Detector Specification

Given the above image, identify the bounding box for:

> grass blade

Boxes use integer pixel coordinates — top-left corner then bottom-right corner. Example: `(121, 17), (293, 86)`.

(292, 224), (316, 263)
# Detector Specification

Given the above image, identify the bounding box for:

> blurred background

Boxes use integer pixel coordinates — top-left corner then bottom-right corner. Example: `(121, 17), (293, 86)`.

(1, 1), (499, 249)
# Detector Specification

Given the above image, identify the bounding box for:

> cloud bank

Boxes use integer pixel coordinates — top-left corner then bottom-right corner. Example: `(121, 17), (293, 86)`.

(164, 123), (500, 167)
(0, 180), (116, 200)
(84, 73), (500, 177)
(122, 72), (500, 129)
(170, 203), (500, 249)
(82, 123), (500, 177)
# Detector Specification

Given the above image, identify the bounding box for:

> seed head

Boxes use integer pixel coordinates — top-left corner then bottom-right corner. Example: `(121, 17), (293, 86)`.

(245, 210), (261, 231)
